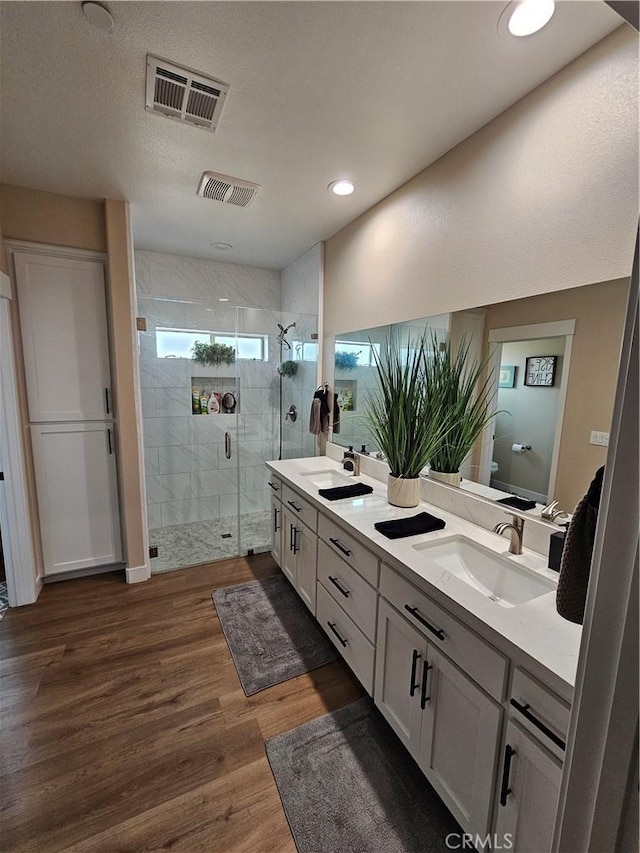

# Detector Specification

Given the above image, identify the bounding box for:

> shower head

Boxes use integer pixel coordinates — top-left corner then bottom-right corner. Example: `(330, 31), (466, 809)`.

(276, 322), (296, 349)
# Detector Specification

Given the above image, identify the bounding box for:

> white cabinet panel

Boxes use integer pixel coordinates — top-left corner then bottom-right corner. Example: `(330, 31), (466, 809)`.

(280, 503), (317, 614)
(31, 422), (121, 575)
(317, 583), (375, 695)
(317, 541), (378, 641)
(495, 720), (562, 853)
(14, 252), (111, 422)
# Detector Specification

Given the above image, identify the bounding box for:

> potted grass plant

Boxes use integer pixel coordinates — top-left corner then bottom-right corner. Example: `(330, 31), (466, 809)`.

(365, 332), (448, 507)
(424, 334), (497, 486)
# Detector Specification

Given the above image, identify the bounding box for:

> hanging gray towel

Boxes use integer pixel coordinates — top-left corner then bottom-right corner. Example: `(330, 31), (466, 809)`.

(333, 393), (341, 434)
(556, 466), (604, 625)
(309, 397), (321, 435)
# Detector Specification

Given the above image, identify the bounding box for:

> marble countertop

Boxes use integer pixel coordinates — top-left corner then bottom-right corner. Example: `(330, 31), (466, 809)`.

(266, 456), (582, 701)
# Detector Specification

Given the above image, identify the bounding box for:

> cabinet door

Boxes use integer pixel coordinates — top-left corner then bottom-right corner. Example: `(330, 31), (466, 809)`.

(295, 523), (317, 615)
(14, 251), (111, 422)
(280, 506), (297, 587)
(495, 720), (562, 853)
(31, 422), (121, 575)
(270, 495), (282, 567)
(374, 599), (427, 756)
(418, 645), (502, 836)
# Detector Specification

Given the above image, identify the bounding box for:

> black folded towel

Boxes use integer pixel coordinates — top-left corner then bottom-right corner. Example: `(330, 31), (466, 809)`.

(497, 496), (537, 511)
(374, 511), (446, 540)
(318, 483), (374, 501)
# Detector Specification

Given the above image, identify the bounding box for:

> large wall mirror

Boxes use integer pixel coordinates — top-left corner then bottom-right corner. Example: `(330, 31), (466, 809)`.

(329, 278), (629, 511)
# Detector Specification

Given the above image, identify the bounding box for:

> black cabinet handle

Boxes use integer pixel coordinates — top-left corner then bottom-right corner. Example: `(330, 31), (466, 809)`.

(104, 387), (110, 415)
(292, 527), (300, 555)
(107, 428), (113, 455)
(409, 649), (421, 696)
(268, 481), (279, 492)
(328, 576), (350, 598)
(500, 744), (516, 806)
(404, 605), (445, 641)
(510, 699), (566, 751)
(327, 621), (348, 647)
(420, 661), (433, 709)
(329, 537), (352, 557)
(287, 500), (302, 513)
(289, 524), (295, 552)
(273, 506), (279, 534)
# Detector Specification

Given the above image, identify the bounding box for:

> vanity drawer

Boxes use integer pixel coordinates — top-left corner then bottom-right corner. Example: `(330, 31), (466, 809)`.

(318, 514), (379, 586)
(380, 563), (508, 701)
(282, 485), (318, 533)
(510, 668), (570, 759)
(317, 541), (378, 642)
(317, 582), (375, 696)
(267, 475), (283, 498)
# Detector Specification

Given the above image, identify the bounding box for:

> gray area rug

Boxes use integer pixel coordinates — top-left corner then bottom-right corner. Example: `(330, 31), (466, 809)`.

(266, 698), (461, 853)
(212, 575), (338, 695)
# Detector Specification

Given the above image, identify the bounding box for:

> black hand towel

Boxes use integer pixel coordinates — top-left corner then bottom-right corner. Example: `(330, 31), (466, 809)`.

(556, 466), (604, 625)
(497, 496), (537, 511)
(318, 483), (374, 501)
(374, 512), (446, 540)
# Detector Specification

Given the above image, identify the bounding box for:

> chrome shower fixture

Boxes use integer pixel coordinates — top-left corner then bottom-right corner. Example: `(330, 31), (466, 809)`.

(276, 322), (296, 349)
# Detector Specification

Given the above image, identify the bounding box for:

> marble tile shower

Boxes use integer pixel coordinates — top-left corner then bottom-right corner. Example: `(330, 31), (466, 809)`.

(137, 295), (317, 573)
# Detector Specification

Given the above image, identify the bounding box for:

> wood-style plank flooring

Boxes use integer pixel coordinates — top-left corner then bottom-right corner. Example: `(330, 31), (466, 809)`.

(0, 556), (364, 852)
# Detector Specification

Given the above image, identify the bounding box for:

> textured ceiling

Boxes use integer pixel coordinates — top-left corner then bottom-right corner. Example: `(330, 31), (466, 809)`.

(0, 1), (623, 269)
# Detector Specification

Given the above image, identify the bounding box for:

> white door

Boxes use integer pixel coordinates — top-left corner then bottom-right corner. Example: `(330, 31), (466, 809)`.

(280, 505), (297, 587)
(270, 494), (282, 567)
(374, 599), (427, 755)
(495, 720), (562, 853)
(14, 251), (112, 422)
(295, 523), (317, 615)
(417, 645), (502, 835)
(31, 422), (122, 575)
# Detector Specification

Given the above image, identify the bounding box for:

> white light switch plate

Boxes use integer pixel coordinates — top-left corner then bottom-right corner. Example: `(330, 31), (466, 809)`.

(590, 431), (610, 447)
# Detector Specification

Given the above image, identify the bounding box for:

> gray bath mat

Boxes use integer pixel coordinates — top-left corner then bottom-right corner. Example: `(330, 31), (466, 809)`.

(266, 698), (460, 853)
(212, 575), (338, 695)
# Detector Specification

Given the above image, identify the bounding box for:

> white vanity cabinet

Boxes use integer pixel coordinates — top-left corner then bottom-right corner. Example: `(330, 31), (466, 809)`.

(280, 485), (318, 615)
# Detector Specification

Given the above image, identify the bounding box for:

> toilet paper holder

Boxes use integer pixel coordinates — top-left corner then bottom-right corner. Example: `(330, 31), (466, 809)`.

(512, 443), (532, 453)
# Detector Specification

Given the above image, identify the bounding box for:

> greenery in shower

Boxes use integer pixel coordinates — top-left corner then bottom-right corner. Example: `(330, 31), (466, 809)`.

(191, 341), (236, 366)
(278, 359), (298, 377)
(335, 350), (360, 370)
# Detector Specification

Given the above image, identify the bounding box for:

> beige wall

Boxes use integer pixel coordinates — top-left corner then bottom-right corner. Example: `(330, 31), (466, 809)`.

(323, 27), (638, 369)
(484, 278), (629, 510)
(0, 184), (106, 252)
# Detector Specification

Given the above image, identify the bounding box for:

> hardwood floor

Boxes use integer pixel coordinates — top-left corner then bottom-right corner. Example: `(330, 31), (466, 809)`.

(0, 556), (364, 852)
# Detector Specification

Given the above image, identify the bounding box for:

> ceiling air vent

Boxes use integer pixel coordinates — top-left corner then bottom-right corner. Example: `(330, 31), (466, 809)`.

(145, 55), (229, 132)
(196, 172), (261, 208)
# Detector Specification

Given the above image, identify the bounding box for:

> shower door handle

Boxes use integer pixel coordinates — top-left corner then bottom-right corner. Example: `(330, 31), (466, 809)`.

(224, 432), (232, 459)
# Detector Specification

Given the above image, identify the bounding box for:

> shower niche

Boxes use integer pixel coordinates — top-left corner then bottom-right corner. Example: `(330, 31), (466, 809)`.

(191, 375), (239, 415)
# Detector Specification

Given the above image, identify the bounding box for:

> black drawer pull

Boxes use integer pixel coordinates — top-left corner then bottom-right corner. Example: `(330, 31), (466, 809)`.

(328, 576), (350, 598)
(409, 649), (421, 696)
(420, 661), (433, 709)
(500, 744), (516, 806)
(268, 481), (280, 491)
(510, 699), (566, 751)
(273, 506), (279, 534)
(327, 621), (348, 647)
(104, 387), (111, 415)
(287, 500), (302, 513)
(404, 605), (445, 641)
(329, 537), (352, 557)
(293, 527), (300, 555)
(107, 428), (113, 455)
(289, 524), (295, 552)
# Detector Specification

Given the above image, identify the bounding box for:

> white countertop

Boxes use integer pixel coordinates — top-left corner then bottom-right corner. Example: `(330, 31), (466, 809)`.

(266, 456), (582, 700)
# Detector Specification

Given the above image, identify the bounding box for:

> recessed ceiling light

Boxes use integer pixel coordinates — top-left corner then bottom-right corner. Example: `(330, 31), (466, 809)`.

(81, 1), (114, 32)
(210, 242), (233, 251)
(500, 0), (555, 38)
(328, 180), (355, 197)
(219, 298), (230, 302)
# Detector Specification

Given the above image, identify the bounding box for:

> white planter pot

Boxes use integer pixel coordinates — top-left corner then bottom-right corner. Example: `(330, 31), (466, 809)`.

(387, 475), (421, 507)
(428, 470), (462, 487)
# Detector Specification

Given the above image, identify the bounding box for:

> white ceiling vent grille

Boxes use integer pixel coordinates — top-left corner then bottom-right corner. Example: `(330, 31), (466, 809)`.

(146, 55), (229, 132)
(196, 172), (261, 208)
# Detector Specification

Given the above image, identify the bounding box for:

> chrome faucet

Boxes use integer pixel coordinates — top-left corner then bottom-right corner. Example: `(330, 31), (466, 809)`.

(541, 500), (569, 523)
(493, 515), (525, 555)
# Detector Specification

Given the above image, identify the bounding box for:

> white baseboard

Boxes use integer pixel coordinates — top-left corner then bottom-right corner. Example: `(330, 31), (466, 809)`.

(126, 563), (151, 584)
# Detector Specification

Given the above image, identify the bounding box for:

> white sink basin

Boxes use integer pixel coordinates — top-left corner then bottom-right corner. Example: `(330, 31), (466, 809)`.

(412, 536), (555, 608)
(299, 469), (356, 489)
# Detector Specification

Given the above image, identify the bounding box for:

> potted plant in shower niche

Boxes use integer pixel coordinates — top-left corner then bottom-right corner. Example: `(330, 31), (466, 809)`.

(191, 341), (236, 366)
(365, 333), (448, 508)
(424, 334), (498, 487)
(277, 360), (298, 377)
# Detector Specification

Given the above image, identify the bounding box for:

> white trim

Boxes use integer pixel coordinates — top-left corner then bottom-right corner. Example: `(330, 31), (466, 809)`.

(488, 319), (576, 343)
(0, 281), (40, 606)
(126, 564), (150, 584)
(0, 271), (10, 299)
(4, 239), (107, 263)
